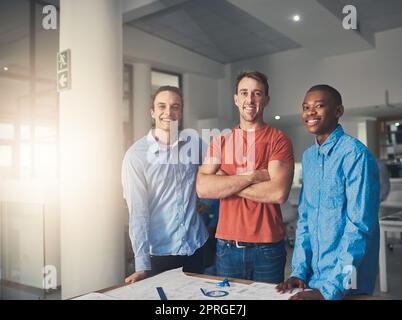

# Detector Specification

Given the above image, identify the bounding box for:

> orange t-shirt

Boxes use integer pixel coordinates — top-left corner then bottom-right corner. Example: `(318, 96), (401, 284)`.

(207, 124), (294, 243)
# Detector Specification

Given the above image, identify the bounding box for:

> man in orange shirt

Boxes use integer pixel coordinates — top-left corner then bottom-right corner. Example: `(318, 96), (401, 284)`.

(196, 71), (294, 282)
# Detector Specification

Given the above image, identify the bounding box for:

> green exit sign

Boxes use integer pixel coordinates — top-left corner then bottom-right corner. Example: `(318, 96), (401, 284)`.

(57, 49), (71, 91)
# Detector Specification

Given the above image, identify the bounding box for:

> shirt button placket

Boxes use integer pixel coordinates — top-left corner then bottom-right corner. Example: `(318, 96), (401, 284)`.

(316, 153), (324, 278)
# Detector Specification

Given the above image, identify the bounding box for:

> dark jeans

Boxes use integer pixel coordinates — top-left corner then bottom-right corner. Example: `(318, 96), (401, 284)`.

(215, 239), (287, 283)
(148, 243), (206, 276)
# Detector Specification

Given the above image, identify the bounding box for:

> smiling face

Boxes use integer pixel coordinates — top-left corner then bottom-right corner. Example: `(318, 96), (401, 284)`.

(234, 77), (269, 129)
(151, 90), (183, 132)
(302, 90), (344, 144)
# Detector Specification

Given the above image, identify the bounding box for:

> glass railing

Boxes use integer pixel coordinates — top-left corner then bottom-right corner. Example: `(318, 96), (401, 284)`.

(0, 201), (46, 300)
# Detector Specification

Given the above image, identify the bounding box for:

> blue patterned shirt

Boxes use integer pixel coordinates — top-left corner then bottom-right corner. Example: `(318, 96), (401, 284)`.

(122, 131), (209, 272)
(291, 125), (380, 300)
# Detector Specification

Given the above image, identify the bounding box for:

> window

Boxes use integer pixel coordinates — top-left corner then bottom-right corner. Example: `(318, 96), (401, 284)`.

(151, 70), (182, 94)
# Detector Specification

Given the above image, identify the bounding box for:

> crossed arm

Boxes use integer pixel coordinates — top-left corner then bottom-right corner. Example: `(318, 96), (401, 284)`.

(196, 160), (294, 204)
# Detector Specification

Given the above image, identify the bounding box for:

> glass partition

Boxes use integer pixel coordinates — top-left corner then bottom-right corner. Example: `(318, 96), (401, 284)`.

(0, 202), (45, 299)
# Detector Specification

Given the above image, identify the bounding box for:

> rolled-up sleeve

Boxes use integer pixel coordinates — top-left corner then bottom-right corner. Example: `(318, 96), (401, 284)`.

(319, 151), (380, 300)
(122, 153), (151, 272)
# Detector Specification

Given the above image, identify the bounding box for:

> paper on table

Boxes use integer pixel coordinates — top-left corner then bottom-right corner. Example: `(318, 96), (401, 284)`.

(104, 268), (306, 300)
(73, 292), (118, 300)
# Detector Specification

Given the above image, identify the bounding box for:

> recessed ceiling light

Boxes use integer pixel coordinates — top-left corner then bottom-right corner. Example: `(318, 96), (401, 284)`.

(3, 66), (8, 71)
(292, 15), (301, 22)
(275, 116), (281, 120)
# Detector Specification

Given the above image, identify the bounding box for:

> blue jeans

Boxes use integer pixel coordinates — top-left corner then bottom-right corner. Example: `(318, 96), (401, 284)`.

(215, 239), (286, 283)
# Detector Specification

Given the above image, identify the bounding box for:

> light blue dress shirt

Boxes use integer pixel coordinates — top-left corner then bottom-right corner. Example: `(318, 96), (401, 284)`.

(291, 125), (380, 300)
(122, 130), (209, 272)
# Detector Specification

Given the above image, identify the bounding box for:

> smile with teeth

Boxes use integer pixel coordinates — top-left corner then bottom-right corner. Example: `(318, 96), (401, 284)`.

(306, 119), (320, 126)
(244, 106), (256, 112)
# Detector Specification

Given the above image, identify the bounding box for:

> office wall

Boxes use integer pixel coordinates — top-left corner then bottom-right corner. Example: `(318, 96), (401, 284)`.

(230, 27), (402, 120)
(182, 73), (220, 130)
(366, 120), (379, 156)
(275, 124), (314, 163)
(357, 119), (378, 155)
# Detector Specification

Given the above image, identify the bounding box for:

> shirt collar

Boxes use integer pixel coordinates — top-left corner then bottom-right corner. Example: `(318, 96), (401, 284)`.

(146, 130), (187, 154)
(315, 124), (344, 156)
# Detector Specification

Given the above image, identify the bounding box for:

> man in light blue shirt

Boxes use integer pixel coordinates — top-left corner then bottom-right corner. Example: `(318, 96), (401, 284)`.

(122, 86), (208, 283)
(277, 85), (380, 299)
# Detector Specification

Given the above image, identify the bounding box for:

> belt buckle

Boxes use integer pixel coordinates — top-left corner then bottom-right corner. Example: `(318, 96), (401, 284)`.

(235, 240), (247, 249)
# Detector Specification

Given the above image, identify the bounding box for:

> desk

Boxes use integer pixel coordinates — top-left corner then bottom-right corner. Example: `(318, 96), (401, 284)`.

(94, 271), (382, 300)
(379, 212), (402, 292)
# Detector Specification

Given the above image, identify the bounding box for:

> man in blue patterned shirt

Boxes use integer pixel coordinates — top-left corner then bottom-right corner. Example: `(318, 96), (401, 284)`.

(277, 85), (380, 300)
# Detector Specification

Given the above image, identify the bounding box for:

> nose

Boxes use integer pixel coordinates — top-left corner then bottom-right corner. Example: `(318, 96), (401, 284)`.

(307, 107), (317, 116)
(246, 94), (254, 104)
(166, 105), (173, 116)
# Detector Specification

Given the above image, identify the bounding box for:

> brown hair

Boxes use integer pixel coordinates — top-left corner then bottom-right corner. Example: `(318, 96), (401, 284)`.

(150, 85), (183, 130)
(151, 85), (183, 110)
(235, 71), (269, 96)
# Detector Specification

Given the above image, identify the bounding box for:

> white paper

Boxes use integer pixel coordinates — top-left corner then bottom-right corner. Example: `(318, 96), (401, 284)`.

(101, 268), (304, 300)
(73, 292), (118, 300)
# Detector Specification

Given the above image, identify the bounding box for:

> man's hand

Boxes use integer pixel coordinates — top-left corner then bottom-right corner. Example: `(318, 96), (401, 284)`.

(248, 169), (270, 184)
(124, 271), (149, 284)
(276, 276), (306, 294)
(289, 289), (325, 300)
(252, 169), (271, 183)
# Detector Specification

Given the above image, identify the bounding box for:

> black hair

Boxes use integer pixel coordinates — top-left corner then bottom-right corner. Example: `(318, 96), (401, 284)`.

(307, 84), (342, 106)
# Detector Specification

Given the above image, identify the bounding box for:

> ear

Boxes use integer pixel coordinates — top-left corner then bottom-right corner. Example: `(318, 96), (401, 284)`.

(336, 104), (344, 119)
(150, 107), (155, 119)
(234, 94), (240, 108)
(264, 95), (270, 108)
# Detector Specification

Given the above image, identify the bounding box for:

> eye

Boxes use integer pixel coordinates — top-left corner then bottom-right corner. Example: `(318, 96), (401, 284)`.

(255, 92), (262, 97)
(240, 91), (247, 96)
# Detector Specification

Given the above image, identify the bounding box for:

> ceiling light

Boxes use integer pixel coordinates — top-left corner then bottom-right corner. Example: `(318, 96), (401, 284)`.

(292, 15), (301, 22)
(396, 123), (400, 127)
(275, 116), (281, 120)
(3, 66), (8, 71)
